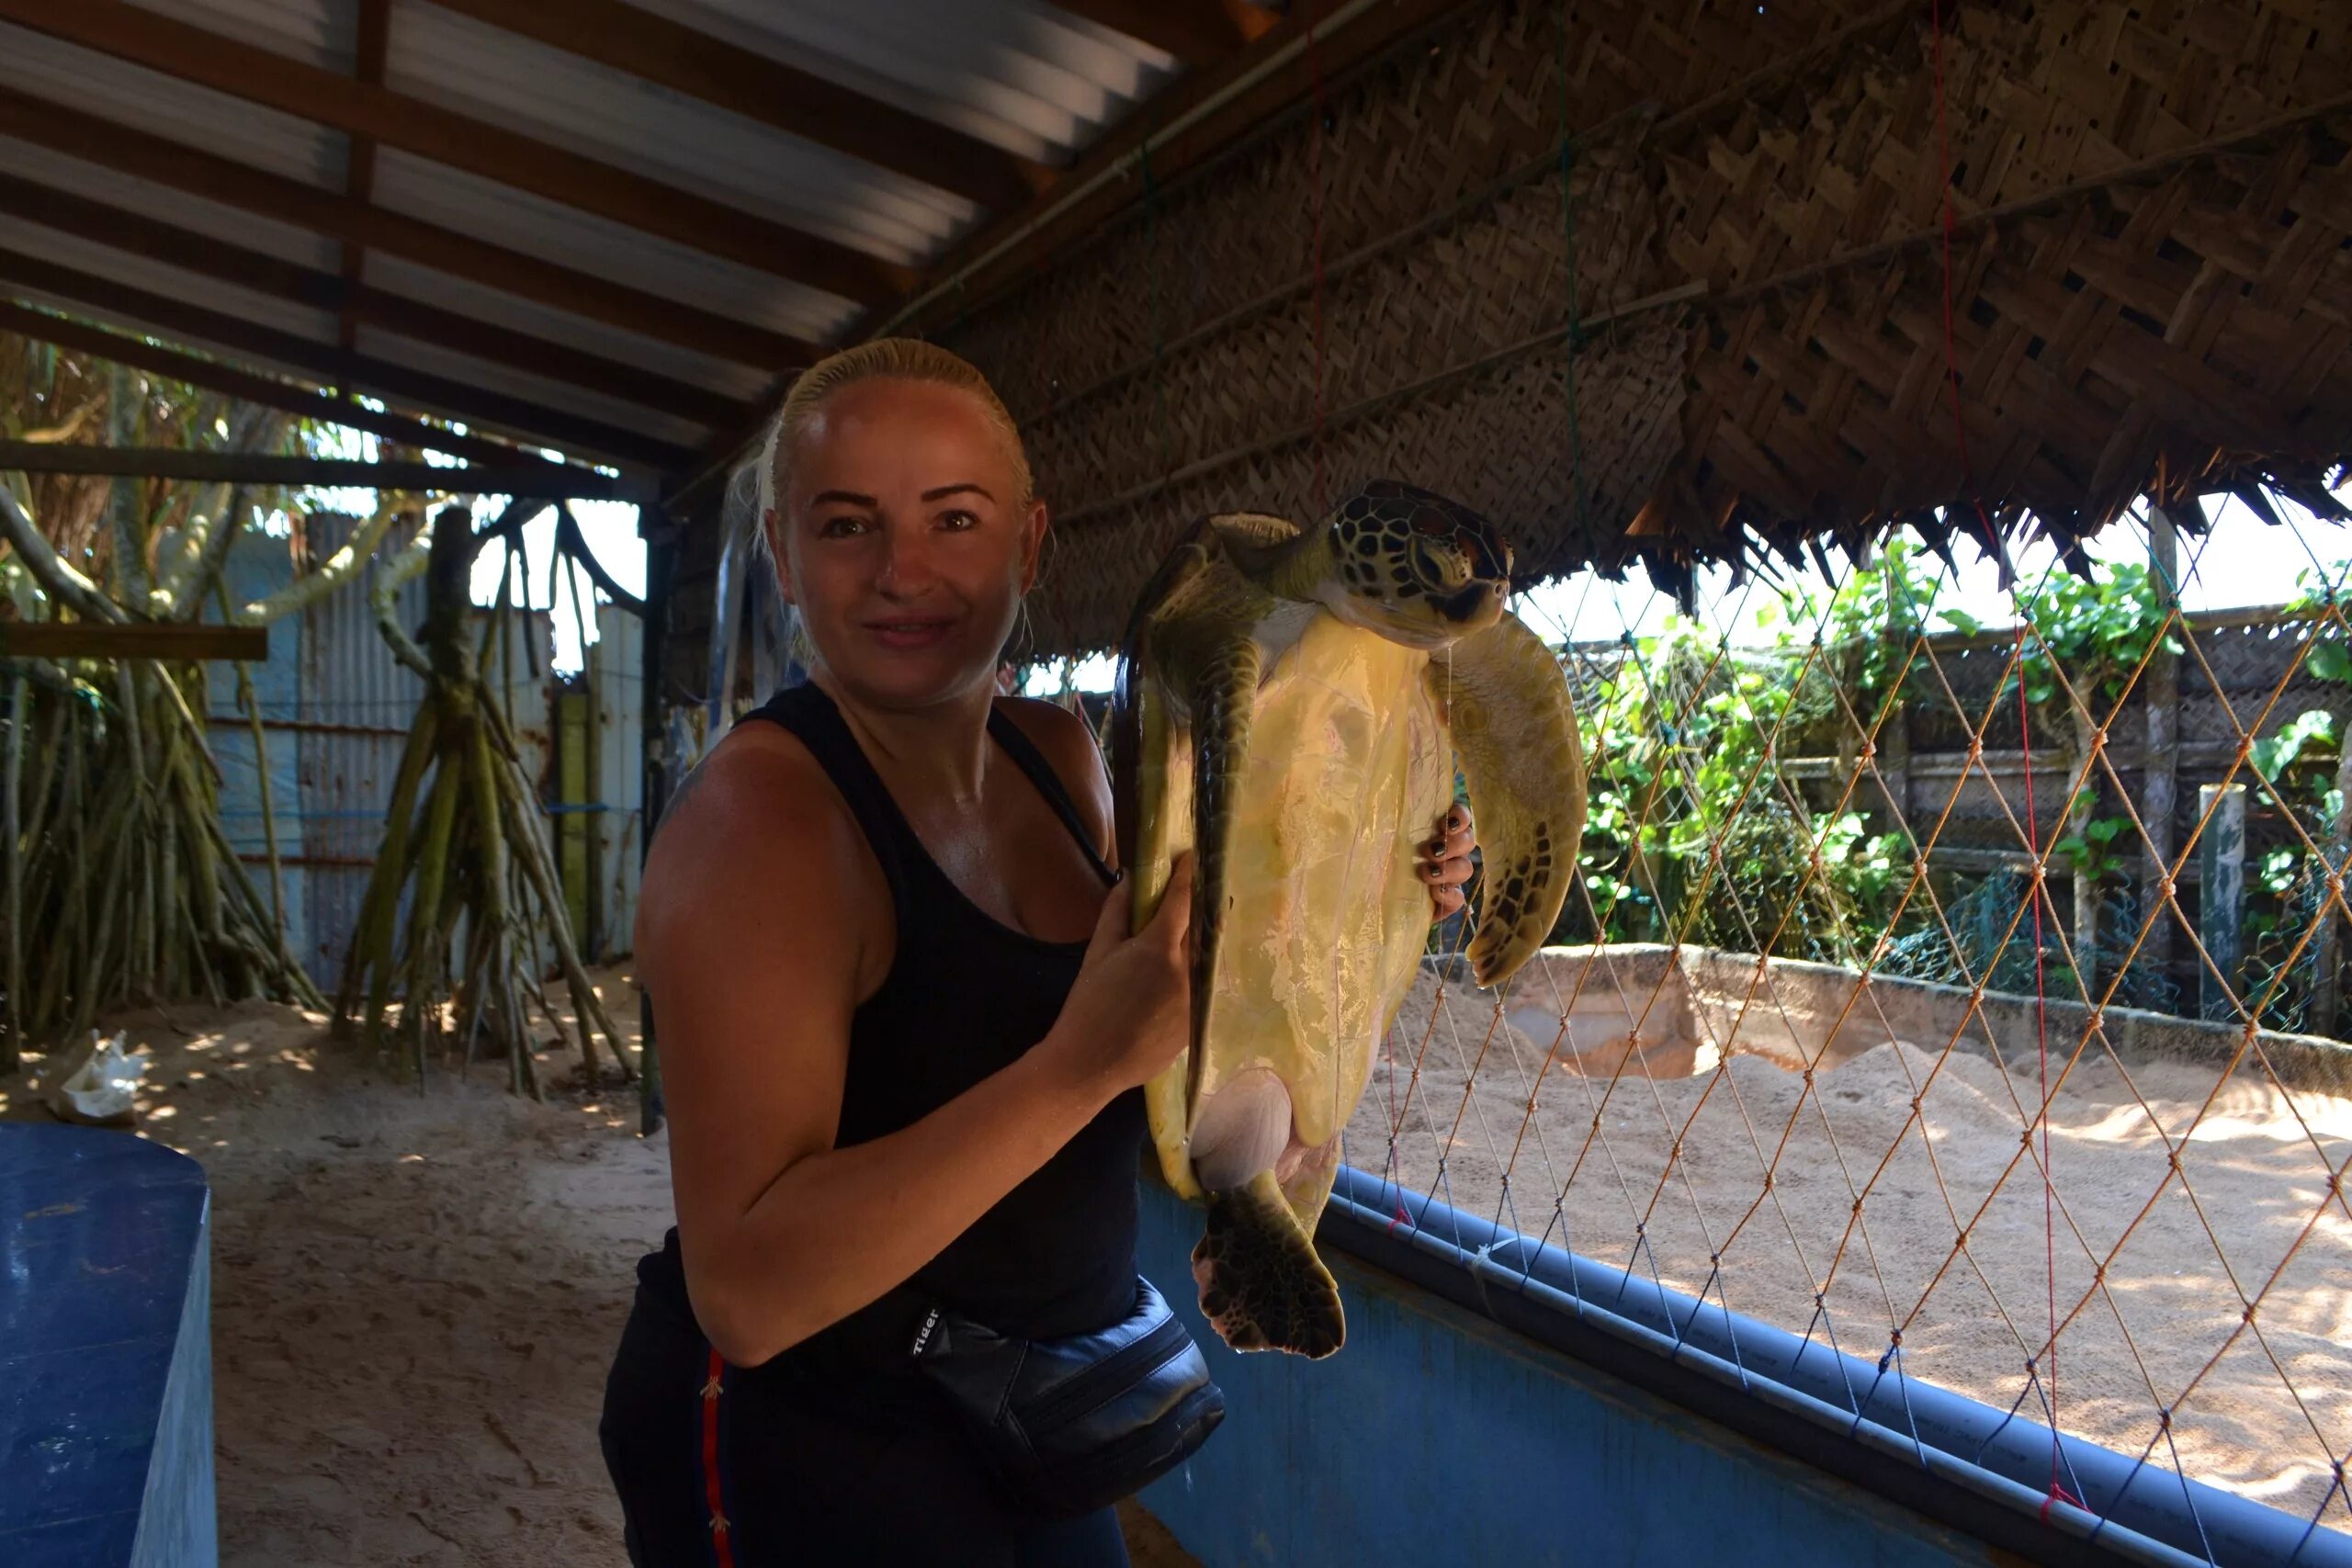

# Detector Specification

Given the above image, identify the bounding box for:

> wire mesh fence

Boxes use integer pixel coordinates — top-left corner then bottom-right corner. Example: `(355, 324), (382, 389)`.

(1307, 494), (2352, 1550)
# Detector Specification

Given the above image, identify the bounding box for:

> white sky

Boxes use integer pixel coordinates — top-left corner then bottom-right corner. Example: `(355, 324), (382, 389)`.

(1025, 490), (2350, 696)
(301, 417), (647, 674)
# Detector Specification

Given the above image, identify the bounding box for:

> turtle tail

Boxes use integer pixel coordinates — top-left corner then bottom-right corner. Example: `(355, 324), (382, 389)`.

(1192, 1170), (1345, 1359)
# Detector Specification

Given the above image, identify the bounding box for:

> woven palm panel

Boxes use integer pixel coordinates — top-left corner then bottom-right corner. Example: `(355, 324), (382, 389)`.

(949, 0), (1887, 421)
(1654, 0), (2352, 299)
(1661, 115), (2352, 562)
(1026, 148), (1654, 522)
(941, 0), (2352, 662)
(1026, 319), (1687, 655)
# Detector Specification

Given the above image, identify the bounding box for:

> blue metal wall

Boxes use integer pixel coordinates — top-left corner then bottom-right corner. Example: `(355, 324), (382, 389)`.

(1133, 1180), (2004, 1568)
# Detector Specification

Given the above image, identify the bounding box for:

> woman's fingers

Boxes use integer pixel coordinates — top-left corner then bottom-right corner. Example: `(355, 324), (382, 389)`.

(1423, 806), (1476, 863)
(1420, 806), (1476, 920)
(1421, 854), (1474, 888)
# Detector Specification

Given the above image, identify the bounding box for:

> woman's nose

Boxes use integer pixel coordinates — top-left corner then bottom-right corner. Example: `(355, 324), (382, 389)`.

(876, 525), (937, 595)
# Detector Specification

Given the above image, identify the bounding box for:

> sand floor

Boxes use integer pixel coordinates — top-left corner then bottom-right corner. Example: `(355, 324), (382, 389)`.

(4, 969), (1196, 1567)
(1351, 970), (2352, 1528)
(14, 956), (2344, 1551)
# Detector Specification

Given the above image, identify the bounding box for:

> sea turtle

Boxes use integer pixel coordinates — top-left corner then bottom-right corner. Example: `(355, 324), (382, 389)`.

(1113, 479), (1586, 1359)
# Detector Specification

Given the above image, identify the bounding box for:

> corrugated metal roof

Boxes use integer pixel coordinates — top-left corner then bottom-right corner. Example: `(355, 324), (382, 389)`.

(0, 0), (1248, 477)
(0, 133), (341, 270)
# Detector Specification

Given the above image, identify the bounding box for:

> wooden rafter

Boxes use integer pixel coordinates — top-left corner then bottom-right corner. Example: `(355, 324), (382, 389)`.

(424, 0), (1051, 209)
(0, 299), (577, 470)
(0, 624), (271, 661)
(0, 171), (752, 427)
(334, 0), (392, 370)
(0, 87), (819, 372)
(1047, 1), (1277, 66)
(0, 0), (914, 305)
(0, 248), (697, 471)
(0, 443), (648, 501)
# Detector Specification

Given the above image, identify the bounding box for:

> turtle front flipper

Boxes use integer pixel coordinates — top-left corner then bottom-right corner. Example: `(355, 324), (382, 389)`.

(1193, 1169), (1345, 1359)
(1430, 610), (1587, 988)
(1182, 634), (1262, 1114)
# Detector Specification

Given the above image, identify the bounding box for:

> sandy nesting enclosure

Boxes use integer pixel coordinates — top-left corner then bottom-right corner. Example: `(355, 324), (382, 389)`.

(1349, 945), (2352, 1526)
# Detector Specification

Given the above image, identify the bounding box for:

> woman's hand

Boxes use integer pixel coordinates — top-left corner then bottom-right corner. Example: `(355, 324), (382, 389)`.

(1419, 804), (1476, 921)
(1044, 854), (1196, 1100)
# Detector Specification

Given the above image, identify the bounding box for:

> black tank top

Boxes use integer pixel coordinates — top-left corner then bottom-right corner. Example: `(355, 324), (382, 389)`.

(641, 682), (1145, 1351)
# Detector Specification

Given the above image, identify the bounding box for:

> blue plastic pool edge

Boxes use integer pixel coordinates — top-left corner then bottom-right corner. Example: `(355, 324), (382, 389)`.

(1318, 1165), (2349, 1568)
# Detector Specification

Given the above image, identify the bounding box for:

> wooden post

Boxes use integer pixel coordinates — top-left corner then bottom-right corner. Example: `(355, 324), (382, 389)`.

(582, 622), (604, 965)
(2311, 734), (2352, 1041)
(1881, 589), (1912, 835)
(2199, 782), (2246, 1021)
(2143, 507), (2183, 1000)
(2069, 707), (2098, 998)
(638, 515), (669, 1136)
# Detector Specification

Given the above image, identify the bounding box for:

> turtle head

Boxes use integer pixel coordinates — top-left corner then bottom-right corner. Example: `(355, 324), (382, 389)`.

(1317, 480), (1511, 649)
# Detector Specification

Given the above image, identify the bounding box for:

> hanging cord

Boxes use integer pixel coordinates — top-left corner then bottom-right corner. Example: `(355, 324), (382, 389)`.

(1558, 0), (1589, 536)
(1306, 16), (1330, 514)
(1928, 0), (2075, 1513)
(1142, 146), (1174, 483)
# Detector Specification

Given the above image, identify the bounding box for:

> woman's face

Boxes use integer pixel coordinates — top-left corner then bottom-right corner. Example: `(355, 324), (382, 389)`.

(769, 378), (1045, 712)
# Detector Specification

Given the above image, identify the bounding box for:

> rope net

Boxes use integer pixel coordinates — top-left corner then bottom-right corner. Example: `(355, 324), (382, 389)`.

(984, 6), (2349, 1540)
(1334, 501), (2352, 1542)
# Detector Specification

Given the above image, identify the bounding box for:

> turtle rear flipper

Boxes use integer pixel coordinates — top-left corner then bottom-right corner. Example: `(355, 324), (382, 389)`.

(1192, 1170), (1345, 1359)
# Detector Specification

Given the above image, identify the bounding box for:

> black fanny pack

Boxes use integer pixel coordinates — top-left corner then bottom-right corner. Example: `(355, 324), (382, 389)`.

(903, 1275), (1225, 1517)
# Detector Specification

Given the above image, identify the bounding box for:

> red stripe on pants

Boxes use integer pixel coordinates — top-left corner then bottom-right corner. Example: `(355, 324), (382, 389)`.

(702, 1348), (736, 1568)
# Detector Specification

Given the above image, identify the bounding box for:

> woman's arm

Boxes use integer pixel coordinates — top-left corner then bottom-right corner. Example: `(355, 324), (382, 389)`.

(637, 737), (1191, 1368)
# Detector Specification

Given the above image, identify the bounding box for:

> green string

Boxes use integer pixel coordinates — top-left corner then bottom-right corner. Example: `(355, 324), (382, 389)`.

(1142, 147), (1173, 481)
(1558, 2), (1589, 539)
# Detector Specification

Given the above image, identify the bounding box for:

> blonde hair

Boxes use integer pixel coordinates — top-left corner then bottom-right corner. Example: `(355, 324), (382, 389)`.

(753, 338), (1033, 567)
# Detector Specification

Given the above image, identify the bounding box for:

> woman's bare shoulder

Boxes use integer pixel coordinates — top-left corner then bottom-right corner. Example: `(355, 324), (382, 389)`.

(637, 722), (868, 953)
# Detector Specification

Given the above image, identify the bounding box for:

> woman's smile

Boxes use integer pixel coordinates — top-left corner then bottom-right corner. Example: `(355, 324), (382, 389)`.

(862, 611), (962, 651)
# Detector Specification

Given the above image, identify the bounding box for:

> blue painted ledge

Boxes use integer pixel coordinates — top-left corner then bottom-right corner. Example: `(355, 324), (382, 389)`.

(0, 1123), (217, 1568)
(1135, 1174), (2007, 1568)
(1138, 1166), (2352, 1566)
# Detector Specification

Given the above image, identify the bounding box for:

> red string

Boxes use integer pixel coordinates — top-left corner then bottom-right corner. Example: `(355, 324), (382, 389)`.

(1306, 17), (1329, 516)
(1929, 0), (2069, 1507)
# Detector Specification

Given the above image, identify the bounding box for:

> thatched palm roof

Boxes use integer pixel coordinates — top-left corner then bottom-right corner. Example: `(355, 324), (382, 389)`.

(912, 0), (2352, 655)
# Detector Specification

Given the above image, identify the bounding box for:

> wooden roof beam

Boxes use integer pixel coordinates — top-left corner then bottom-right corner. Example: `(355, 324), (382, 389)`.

(0, 442), (651, 502)
(423, 0), (1052, 209)
(333, 0), (391, 367)
(0, 299), (586, 470)
(0, 86), (820, 373)
(0, 250), (698, 471)
(1047, 2), (1278, 66)
(0, 624), (271, 661)
(0, 170), (753, 428)
(0, 0), (913, 305)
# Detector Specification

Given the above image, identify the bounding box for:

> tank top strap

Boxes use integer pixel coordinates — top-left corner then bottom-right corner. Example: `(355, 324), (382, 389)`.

(736, 683), (925, 903)
(738, 685), (1114, 897)
(986, 705), (1117, 887)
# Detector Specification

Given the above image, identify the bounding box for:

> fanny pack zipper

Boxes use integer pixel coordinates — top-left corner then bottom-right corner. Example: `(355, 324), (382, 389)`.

(1021, 1312), (1190, 1432)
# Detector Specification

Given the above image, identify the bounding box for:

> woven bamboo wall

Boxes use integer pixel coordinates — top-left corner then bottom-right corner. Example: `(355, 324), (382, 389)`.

(925, 0), (2352, 658)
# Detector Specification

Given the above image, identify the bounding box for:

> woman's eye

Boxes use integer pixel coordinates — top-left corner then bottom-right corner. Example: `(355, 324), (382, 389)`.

(817, 514), (870, 538)
(938, 509), (979, 532)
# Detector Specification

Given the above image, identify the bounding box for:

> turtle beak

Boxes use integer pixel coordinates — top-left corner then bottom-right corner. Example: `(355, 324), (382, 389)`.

(1439, 579), (1507, 627)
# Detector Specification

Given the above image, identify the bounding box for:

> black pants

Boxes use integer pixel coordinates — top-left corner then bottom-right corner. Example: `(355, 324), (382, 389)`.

(600, 1280), (1130, 1567)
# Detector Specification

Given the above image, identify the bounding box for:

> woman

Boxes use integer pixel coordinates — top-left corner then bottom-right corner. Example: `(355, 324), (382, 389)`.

(602, 340), (1475, 1566)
